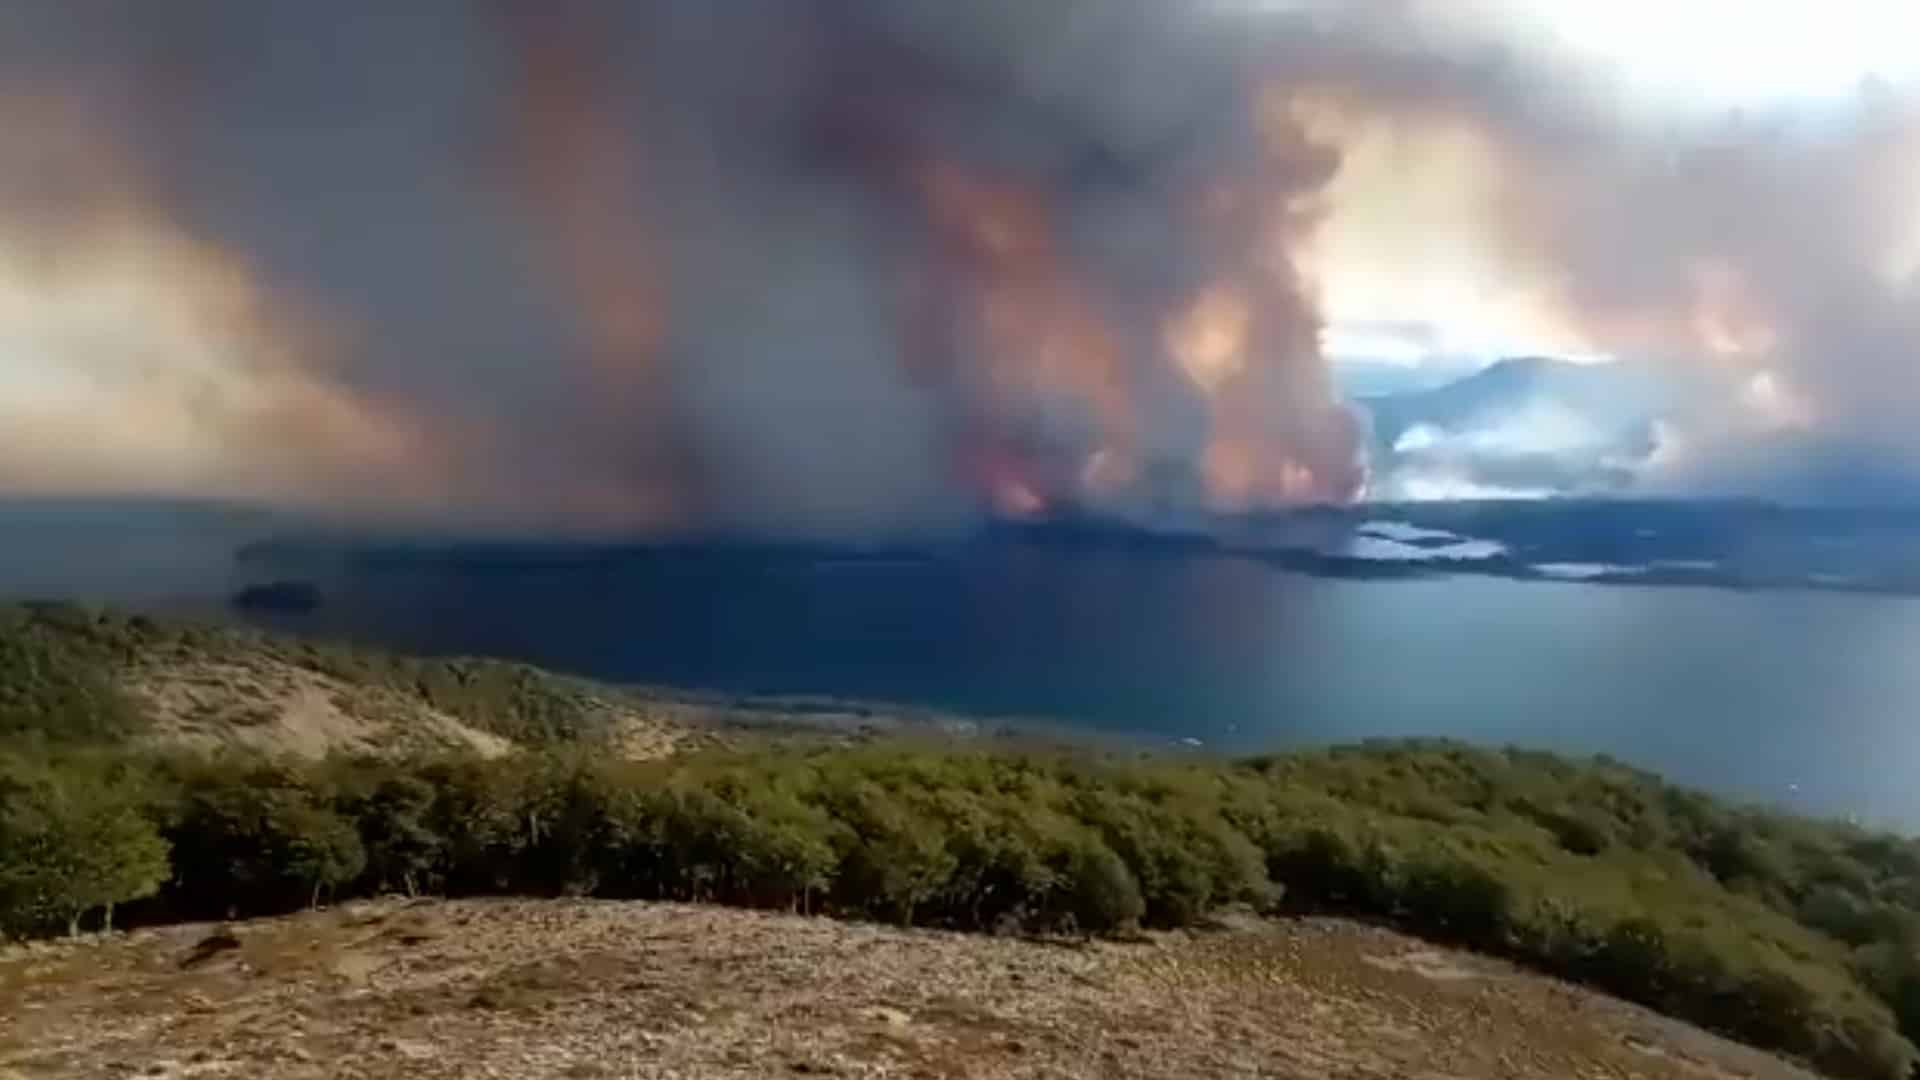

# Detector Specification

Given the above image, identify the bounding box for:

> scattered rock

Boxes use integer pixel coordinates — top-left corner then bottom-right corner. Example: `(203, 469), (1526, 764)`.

(860, 1005), (912, 1027)
(390, 928), (441, 947)
(1, 899), (1819, 1080)
(179, 930), (242, 969)
(1364, 948), (1488, 983)
(375, 1038), (434, 1061)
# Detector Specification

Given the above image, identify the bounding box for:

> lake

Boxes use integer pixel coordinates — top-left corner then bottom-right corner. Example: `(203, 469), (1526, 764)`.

(7, 503), (1920, 828)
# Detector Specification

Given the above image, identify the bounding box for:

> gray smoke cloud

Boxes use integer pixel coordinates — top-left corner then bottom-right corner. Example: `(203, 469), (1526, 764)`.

(0, 0), (1371, 535)
(2, 1), (1916, 530)
(1293, 1), (1920, 503)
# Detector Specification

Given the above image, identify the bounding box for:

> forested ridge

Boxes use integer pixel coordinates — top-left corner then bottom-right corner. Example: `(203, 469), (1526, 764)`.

(7, 604), (1920, 1078)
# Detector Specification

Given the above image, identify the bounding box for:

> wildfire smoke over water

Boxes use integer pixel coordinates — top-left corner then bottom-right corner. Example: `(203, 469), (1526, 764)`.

(0, 91), (434, 504)
(913, 160), (1139, 516)
(0, 2), (1383, 533)
(4, 1), (1920, 528)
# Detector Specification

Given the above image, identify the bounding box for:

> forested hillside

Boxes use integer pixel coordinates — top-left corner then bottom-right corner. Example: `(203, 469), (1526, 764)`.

(6, 605), (1920, 1077)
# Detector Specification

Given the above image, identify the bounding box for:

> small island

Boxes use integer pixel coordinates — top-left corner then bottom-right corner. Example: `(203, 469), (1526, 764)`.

(230, 580), (324, 615)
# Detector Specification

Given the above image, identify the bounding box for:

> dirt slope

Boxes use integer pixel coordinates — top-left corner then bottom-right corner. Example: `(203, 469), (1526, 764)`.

(117, 643), (932, 762)
(125, 659), (515, 761)
(0, 898), (1817, 1080)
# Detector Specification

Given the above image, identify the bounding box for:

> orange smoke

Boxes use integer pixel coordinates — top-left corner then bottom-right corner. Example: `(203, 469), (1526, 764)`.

(915, 161), (1137, 511)
(1165, 283), (1253, 394)
(1159, 83), (1363, 509)
(0, 90), (435, 506)
(1688, 259), (1783, 362)
(906, 78), (1366, 516)
(498, 8), (664, 374)
(4, 14), (1379, 529)
(494, 6), (679, 525)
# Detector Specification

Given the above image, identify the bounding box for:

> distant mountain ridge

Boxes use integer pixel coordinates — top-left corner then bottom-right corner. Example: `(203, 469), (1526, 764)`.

(1358, 356), (1677, 499)
(1361, 356), (1669, 443)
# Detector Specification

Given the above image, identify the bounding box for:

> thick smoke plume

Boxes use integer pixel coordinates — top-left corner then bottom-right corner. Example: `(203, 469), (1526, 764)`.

(1295, 1), (1920, 503)
(3, 1), (1917, 528)
(0, 1), (1369, 535)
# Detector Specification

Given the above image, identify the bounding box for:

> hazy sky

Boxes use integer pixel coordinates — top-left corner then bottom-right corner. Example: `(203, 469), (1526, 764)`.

(2, 1), (1916, 529)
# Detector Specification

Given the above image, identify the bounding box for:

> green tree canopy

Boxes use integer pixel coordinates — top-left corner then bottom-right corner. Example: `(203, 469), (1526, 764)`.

(0, 759), (169, 936)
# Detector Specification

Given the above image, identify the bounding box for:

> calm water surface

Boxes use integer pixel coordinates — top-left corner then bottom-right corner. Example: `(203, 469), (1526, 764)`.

(265, 548), (1920, 827)
(7, 508), (1919, 827)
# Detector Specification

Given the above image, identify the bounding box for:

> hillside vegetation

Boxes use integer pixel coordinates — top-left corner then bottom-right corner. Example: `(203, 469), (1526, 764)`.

(7, 604), (1920, 1077)
(0, 601), (861, 761)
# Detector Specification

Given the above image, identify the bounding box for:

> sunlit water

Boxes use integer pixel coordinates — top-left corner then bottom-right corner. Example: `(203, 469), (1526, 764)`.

(7, 506), (1920, 828)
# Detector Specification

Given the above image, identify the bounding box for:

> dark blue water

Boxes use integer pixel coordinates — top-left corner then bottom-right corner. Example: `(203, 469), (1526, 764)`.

(246, 544), (1920, 828)
(7, 504), (1920, 828)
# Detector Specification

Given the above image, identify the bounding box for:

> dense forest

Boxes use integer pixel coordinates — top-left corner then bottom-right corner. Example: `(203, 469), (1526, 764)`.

(7, 605), (1920, 1078)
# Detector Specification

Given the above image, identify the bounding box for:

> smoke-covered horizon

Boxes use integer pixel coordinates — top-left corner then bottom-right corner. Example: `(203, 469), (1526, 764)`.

(3, 2), (1917, 534)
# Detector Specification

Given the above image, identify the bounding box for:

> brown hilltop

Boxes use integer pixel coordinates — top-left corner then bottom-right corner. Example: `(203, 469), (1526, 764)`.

(1, 897), (1814, 1080)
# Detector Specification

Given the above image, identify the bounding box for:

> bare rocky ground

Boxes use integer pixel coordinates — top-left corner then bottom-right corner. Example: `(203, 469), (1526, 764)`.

(0, 898), (1818, 1080)
(119, 648), (982, 764)
(126, 660), (516, 761)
